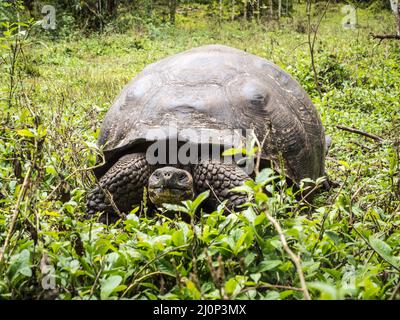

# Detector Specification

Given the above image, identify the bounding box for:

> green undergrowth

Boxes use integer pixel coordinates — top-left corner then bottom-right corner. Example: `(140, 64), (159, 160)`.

(0, 3), (399, 300)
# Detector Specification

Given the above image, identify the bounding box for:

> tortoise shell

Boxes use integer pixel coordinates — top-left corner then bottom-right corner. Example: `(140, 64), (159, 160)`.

(96, 44), (326, 183)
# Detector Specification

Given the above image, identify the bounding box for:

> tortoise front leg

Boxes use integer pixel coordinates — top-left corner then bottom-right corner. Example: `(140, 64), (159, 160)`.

(87, 153), (152, 222)
(193, 160), (250, 209)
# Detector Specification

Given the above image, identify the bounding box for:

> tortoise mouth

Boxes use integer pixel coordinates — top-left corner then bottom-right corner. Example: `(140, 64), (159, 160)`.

(148, 166), (194, 206)
(148, 186), (194, 206)
(150, 186), (189, 192)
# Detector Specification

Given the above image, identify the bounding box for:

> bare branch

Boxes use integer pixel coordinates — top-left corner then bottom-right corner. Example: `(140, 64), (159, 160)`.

(263, 210), (311, 300)
(336, 125), (384, 142)
(370, 33), (400, 42)
(306, 0), (331, 97)
(0, 156), (34, 263)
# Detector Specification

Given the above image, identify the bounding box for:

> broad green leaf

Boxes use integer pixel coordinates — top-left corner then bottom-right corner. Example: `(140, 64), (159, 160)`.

(254, 213), (266, 226)
(279, 290), (295, 299)
(255, 191), (268, 203)
(155, 259), (175, 276)
(243, 207), (257, 223)
(255, 168), (275, 185)
(190, 190), (210, 213)
(45, 166), (57, 175)
(265, 291), (280, 300)
(338, 160), (350, 169)
(172, 229), (185, 247)
(230, 184), (254, 195)
(257, 260), (282, 272)
(185, 279), (201, 299)
(8, 249), (32, 281)
(326, 231), (341, 245)
(16, 129), (35, 137)
(244, 253), (256, 267)
(321, 268), (341, 280)
(100, 275), (122, 300)
(308, 282), (338, 300)
(369, 236), (400, 268)
(250, 273), (261, 283)
(234, 230), (249, 254)
(162, 203), (189, 213)
(225, 277), (238, 295)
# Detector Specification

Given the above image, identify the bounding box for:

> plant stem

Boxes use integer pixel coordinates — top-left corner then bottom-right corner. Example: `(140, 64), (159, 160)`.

(264, 210), (311, 300)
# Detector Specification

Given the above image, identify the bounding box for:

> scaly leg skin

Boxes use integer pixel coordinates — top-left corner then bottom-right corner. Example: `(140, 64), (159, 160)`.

(86, 153), (152, 223)
(193, 160), (250, 210)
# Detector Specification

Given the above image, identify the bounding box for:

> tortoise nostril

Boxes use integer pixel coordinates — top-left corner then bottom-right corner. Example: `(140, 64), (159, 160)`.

(151, 168), (190, 187)
(163, 172), (171, 179)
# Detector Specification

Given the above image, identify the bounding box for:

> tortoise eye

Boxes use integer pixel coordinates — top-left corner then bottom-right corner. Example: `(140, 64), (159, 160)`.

(153, 171), (160, 178)
(178, 172), (187, 181)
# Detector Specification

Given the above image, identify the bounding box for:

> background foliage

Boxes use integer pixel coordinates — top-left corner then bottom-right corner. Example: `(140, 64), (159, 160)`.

(0, 0), (399, 300)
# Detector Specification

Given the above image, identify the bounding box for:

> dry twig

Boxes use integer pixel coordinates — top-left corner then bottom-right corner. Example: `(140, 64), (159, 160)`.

(336, 125), (383, 142)
(306, 0), (331, 97)
(263, 210), (311, 300)
(0, 164), (33, 263)
(371, 33), (400, 42)
(121, 244), (189, 298)
(390, 281), (400, 300)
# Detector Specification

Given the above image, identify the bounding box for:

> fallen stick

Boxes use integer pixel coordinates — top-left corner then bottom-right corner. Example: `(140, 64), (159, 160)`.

(350, 140), (372, 151)
(371, 34), (400, 41)
(336, 125), (384, 142)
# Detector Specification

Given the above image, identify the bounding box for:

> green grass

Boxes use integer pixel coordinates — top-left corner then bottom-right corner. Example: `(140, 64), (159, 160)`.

(0, 4), (399, 300)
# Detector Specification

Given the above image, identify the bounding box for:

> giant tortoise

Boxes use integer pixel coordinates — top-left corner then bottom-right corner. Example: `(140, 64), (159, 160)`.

(87, 44), (326, 220)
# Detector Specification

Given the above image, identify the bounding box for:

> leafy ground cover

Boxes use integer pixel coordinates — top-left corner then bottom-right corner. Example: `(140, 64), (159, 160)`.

(0, 3), (399, 299)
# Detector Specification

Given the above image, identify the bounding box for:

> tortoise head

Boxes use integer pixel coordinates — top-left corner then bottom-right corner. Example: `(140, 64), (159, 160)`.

(148, 166), (194, 207)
